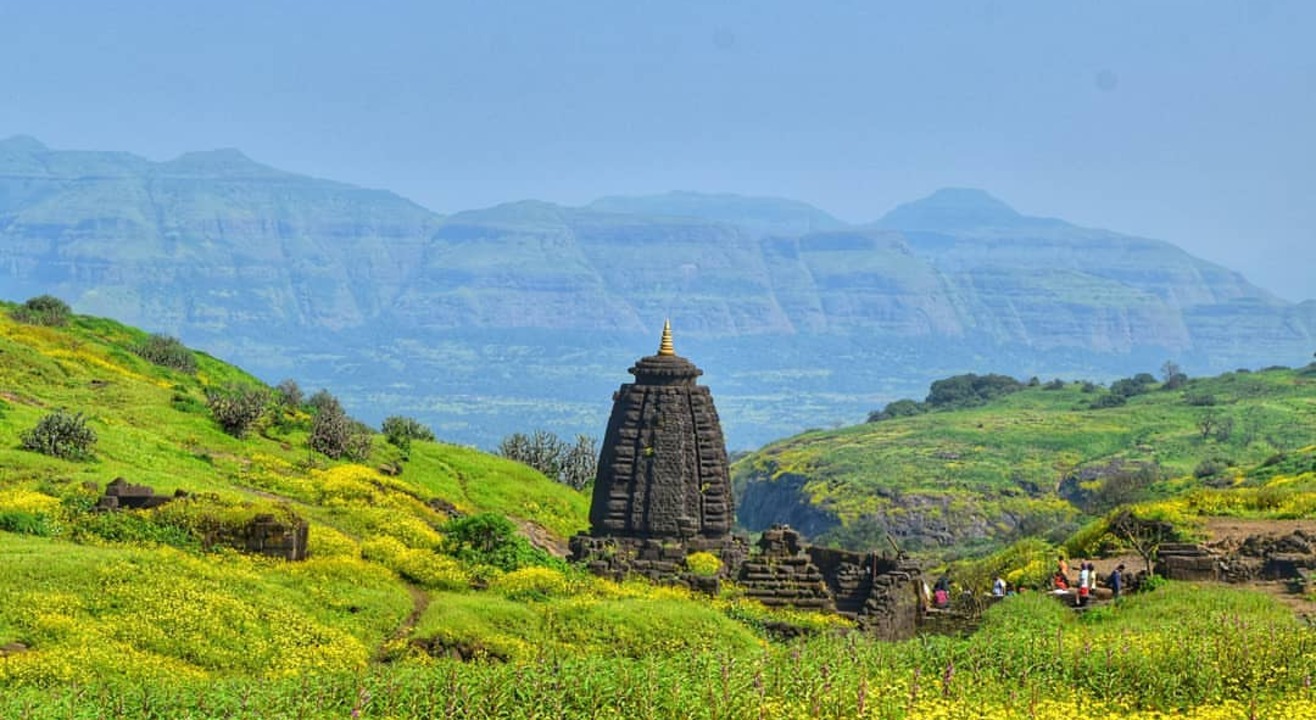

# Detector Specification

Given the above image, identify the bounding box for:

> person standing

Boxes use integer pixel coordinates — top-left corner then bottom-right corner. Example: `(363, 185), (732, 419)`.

(1077, 562), (1091, 607)
(1109, 564), (1124, 601)
(933, 573), (951, 609)
(992, 575), (1006, 597)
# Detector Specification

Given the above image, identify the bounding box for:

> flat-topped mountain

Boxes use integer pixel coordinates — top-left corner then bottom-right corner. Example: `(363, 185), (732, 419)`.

(1, 136), (1311, 447)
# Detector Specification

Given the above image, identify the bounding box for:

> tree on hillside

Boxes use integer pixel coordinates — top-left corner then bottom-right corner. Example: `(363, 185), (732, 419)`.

(1161, 360), (1182, 383)
(11, 295), (72, 327)
(1108, 509), (1179, 575)
(275, 379), (304, 409)
(1195, 409), (1232, 441)
(560, 434), (599, 490)
(867, 399), (926, 423)
(382, 415), (436, 458)
(924, 373), (1024, 410)
(497, 430), (598, 490)
(308, 392), (373, 461)
(133, 334), (197, 374)
(205, 383), (270, 438)
(1161, 360), (1188, 390)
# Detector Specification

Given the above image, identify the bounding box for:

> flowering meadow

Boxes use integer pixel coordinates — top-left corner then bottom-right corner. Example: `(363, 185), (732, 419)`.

(1, 305), (1313, 719)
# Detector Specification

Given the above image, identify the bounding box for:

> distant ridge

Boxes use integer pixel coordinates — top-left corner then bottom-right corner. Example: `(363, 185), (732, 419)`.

(0, 137), (1311, 448)
(876, 187), (1067, 231)
(588, 190), (846, 237)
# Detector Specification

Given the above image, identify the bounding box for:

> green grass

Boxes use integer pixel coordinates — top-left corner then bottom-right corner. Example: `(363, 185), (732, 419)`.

(734, 370), (1316, 553)
(1, 584), (1311, 719)
(2, 303), (1314, 718)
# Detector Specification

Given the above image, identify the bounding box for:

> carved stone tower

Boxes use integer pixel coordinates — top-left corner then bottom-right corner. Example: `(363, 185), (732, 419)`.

(587, 320), (735, 539)
(569, 324), (922, 639)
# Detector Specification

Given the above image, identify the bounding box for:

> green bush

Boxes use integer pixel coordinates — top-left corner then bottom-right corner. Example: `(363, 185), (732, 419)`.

(133, 333), (198, 374)
(382, 415), (436, 457)
(0, 510), (59, 536)
(1089, 392), (1127, 409)
(71, 510), (198, 549)
(206, 384), (270, 438)
(1193, 458), (1230, 479)
(497, 430), (598, 490)
(441, 513), (555, 573)
(867, 398), (926, 423)
(11, 294), (72, 326)
(307, 388), (339, 414)
(308, 395), (373, 461)
(20, 409), (98, 460)
(684, 551), (722, 577)
(925, 373), (1024, 410)
(275, 379), (304, 409)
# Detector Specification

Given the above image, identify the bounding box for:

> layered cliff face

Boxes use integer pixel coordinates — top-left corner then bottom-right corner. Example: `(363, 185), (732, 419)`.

(1, 137), (1311, 447)
(0, 137), (439, 335)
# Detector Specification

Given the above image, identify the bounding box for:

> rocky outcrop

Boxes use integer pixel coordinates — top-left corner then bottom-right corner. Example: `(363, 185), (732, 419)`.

(94, 477), (185, 511)
(1157, 530), (1316, 583)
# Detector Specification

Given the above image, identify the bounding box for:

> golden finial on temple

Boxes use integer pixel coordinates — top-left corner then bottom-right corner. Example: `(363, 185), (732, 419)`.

(658, 319), (675, 356)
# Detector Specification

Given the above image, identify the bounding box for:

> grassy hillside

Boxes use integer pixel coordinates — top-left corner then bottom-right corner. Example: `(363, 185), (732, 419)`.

(0, 303), (793, 684)
(734, 367), (1316, 553)
(1, 303), (1313, 718)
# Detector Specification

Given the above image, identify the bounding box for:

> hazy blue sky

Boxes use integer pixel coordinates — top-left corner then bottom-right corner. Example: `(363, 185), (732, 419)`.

(1, 1), (1312, 300)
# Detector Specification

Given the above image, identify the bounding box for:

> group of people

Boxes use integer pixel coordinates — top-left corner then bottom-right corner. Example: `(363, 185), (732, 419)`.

(927, 556), (1127, 612)
(1050, 555), (1125, 605)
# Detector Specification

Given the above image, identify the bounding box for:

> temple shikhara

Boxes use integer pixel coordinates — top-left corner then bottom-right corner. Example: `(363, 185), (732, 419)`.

(570, 322), (924, 639)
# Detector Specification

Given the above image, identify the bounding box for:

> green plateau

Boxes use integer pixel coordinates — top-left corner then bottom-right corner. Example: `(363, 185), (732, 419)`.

(735, 365), (1316, 554)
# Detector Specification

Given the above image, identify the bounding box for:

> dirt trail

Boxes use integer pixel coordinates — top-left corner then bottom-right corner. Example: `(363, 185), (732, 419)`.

(375, 583), (430, 663)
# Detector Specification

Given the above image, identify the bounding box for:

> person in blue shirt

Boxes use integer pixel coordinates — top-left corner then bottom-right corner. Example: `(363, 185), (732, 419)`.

(1109, 564), (1125, 601)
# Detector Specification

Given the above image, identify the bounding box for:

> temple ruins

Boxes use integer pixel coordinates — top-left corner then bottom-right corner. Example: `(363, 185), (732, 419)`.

(570, 322), (922, 639)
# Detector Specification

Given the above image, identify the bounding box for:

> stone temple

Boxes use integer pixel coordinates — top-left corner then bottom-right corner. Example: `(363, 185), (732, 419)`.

(570, 321), (747, 589)
(588, 320), (734, 540)
(571, 323), (924, 639)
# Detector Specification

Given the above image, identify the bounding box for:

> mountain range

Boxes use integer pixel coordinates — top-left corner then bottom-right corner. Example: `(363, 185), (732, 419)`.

(1, 135), (1312, 448)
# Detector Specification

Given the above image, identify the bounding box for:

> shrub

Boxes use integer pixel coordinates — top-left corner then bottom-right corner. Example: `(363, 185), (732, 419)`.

(133, 333), (197, 374)
(275, 379), (304, 409)
(867, 399), (926, 423)
(71, 509), (197, 549)
(684, 551), (723, 577)
(498, 430), (598, 490)
(20, 410), (98, 460)
(924, 373), (1024, 410)
(308, 394), (373, 461)
(1194, 458), (1230, 480)
(205, 384), (270, 438)
(307, 389), (339, 414)
(1089, 393), (1126, 409)
(1185, 393), (1217, 407)
(1043, 378), (1066, 390)
(1110, 376), (1153, 398)
(11, 294), (72, 326)
(382, 415), (436, 457)
(0, 510), (58, 536)
(441, 513), (553, 573)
